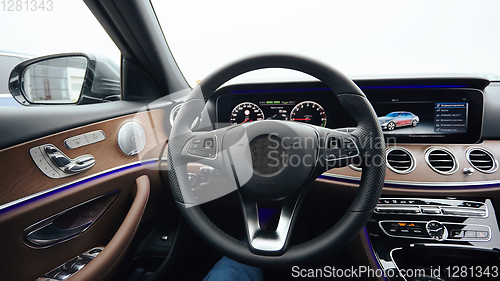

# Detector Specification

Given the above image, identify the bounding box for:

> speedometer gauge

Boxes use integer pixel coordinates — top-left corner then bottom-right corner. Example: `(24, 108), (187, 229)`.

(290, 101), (327, 127)
(230, 102), (265, 125)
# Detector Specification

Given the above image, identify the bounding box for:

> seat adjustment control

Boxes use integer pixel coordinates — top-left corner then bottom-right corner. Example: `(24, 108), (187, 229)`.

(30, 144), (95, 178)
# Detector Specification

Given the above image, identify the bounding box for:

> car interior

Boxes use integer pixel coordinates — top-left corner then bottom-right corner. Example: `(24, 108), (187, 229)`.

(1, 0), (500, 281)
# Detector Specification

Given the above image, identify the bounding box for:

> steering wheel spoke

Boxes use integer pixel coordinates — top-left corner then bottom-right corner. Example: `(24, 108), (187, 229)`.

(240, 190), (303, 255)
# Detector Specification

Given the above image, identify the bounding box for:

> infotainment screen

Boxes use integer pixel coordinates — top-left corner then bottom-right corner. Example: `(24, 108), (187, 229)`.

(366, 88), (483, 143)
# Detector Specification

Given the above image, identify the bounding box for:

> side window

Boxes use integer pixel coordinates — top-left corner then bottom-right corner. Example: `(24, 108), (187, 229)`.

(0, 0), (121, 107)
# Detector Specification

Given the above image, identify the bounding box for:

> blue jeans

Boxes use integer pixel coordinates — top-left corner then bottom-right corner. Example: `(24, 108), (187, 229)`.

(203, 256), (263, 281)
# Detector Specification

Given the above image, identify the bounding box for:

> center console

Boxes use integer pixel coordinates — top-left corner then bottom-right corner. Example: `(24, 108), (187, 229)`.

(366, 198), (500, 281)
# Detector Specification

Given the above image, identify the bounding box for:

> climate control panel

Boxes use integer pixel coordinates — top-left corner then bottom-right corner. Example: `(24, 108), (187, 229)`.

(379, 220), (491, 242)
(375, 198), (487, 218)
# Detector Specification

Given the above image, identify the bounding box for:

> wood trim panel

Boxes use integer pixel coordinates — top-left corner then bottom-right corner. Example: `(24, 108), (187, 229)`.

(326, 140), (500, 184)
(0, 109), (167, 207)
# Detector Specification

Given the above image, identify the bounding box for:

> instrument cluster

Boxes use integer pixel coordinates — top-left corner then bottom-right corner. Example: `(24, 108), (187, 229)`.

(229, 100), (327, 127)
(212, 83), (354, 129)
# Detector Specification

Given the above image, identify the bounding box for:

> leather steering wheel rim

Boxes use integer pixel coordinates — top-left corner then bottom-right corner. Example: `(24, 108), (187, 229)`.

(167, 54), (385, 268)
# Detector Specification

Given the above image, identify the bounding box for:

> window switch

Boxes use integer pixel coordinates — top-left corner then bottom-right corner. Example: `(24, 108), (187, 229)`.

(54, 271), (71, 280)
(62, 258), (77, 271)
(71, 261), (87, 272)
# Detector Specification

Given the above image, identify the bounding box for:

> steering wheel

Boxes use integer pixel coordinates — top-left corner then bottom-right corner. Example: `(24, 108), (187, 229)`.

(167, 54), (385, 268)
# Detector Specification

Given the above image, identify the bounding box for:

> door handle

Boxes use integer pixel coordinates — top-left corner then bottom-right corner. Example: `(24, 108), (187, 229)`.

(27, 221), (92, 247)
(22, 191), (118, 248)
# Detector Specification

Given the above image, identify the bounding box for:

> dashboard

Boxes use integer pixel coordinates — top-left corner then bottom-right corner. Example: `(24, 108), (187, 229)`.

(212, 79), (486, 144)
(206, 78), (500, 280)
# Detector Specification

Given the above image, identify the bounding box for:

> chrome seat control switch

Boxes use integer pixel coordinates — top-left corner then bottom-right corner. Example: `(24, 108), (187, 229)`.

(30, 144), (95, 178)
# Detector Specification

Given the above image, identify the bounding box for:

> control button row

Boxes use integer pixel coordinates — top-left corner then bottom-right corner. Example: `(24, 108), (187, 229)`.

(376, 206), (421, 214)
(187, 136), (216, 158)
(30, 146), (61, 179)
(450, 230), (489, 239)
(441, 207), (486, 217)
(378, 199), (425, 205)
(376, 206), (486, 217)
(64, 130), (106, 149)
(382, 222), (428, 238)
(378, 198), (484, 208)
(41, 247), (103, 281)
(324, 136), (359, 160)
(380, 220), (490, 241)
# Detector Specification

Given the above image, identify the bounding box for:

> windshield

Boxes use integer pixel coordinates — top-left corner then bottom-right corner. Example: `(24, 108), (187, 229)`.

(152, 0), (500, 87)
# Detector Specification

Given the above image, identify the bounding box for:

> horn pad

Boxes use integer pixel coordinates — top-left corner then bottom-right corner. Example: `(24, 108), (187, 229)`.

(223, 121), (318, 200)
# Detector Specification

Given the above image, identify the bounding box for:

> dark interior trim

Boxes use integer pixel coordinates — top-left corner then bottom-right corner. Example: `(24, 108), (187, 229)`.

(84, 0), (190, 98)
(0, 100), (167, 150)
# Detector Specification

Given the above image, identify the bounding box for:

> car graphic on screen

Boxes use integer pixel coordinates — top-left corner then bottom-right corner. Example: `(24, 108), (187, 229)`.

(378, 111), (420, 131)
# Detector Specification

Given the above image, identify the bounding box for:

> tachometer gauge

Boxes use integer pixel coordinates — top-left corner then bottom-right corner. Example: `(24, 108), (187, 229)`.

(290, 101), (327, 127)
(230, 102), (265, 124)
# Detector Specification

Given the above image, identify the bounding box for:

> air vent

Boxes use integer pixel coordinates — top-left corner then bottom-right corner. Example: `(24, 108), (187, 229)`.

(169, 103), (183, 126)
(425, 147), (458, 175)
(386, 147), (416, 174)
(467, 148), (498, 174)
(169, 103), (198, 129)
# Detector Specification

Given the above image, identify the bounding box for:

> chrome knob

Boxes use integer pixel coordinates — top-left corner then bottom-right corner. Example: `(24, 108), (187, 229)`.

(463, 167), (474, 175)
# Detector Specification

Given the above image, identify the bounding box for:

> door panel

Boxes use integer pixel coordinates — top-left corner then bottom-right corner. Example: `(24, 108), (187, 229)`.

(0, 109), (167, 206)
(0, 103), (170, 280)
(0, 101), (161, 150)
(0, 163), (160, 280)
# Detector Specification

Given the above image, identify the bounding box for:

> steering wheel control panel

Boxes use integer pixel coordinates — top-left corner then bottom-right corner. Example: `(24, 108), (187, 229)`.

(375, 198), (487, 218)
(185, 135), (217, 159)
(36, 247), (104, 281)
(379, 220), (491, 242)
(30, 144), (95, 178)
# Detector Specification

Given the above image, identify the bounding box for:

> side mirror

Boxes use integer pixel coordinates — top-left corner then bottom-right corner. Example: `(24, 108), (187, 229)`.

(9, 53), (120, 105)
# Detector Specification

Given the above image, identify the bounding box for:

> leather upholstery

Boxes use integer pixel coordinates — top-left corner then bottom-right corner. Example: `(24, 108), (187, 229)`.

(69, 175), (150, 281)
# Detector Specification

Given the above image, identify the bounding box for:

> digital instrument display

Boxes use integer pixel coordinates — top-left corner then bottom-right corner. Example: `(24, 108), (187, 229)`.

(213, 82), (484, 144)
(216, 89), (348, 129)
(228, 99), (327, 127)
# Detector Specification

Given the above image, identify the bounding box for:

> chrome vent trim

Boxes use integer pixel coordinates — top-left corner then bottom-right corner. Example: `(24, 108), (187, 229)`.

(425, 147), (458, 175)
(466, 148), (498, 174)
(348, 156), (363, 172)
(169, 103), (184, 126)
(386, 147), (416, 174)
(349, 163), (362, 172)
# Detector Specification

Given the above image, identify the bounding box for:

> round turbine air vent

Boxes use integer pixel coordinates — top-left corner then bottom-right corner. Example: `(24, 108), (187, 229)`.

(169, 103), (184, 126)
(466, 148), (498, 174)
(425, 147), (458, 175)
(386, 147), (416, 174)
(170, 103), (199, 129)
